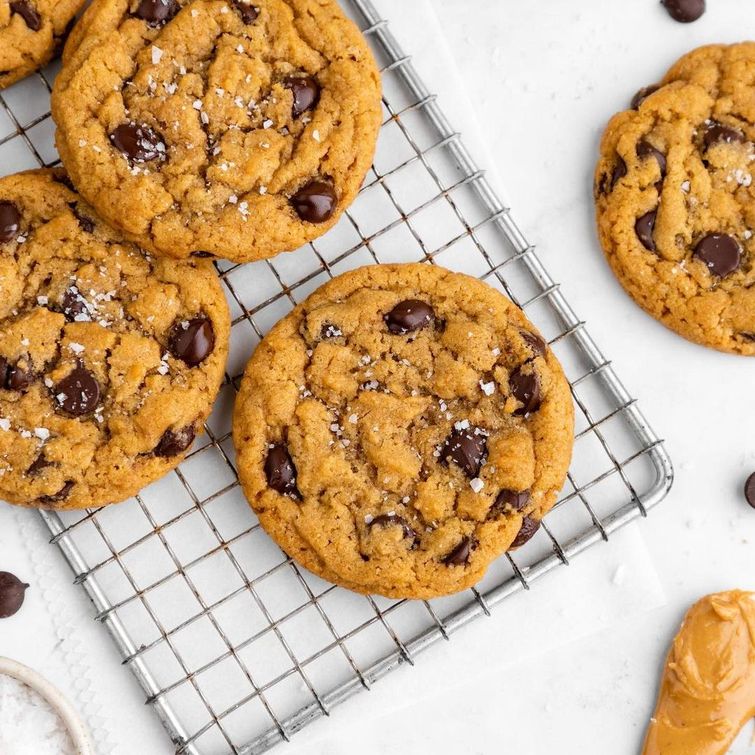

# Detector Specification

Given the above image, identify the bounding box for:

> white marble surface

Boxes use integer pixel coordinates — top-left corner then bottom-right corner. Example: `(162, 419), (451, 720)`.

(1, 1), (755, 753)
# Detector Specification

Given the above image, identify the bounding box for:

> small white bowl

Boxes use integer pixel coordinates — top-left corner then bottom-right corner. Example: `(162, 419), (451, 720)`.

(0, 657), (94, 755)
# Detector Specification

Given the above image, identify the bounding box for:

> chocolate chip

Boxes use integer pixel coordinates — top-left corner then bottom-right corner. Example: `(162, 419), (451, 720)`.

(740, 332), (755, 342)
(610, 158), (627, 191)
(703, 122), (745, 150)
(488, 489), (531, 520)
(385, 300), (435, 335)
(0, 201), (20, 242)
(441, 428), (487, 478)
(631, 84), (660, 110)
(154, 425), (196, 457)
(61, 287), (91, 322)
(0, 572), (29, 619)
(264, 444), (299, 495)
(5, 361), (35, 391)
(661, 0), (705, 23)
(168, 317), (215, 366)
(636, 140), (667, 181)
(320, 322), (343, 339)
(442, 536), (473, 566)
(52, 172), (76, 191)
(110, 123), (165, 162)
(53, 364), (100, 416)
(290, 180), (337, 223)
(69, 204), (95, 233)
(693, 234), (741, 277)
(745, 473), (755, 509)
(232, 0), (258, 23)
(284, 76), (320, 118)
(191, 251), (215, 258)
(510, 515), (540, 548)
(509, 367), (541, 416)
(38, 480), (74, 506)
(369, 514), (418, 543)
(635, 210), (657, 252)
(27, 453), (53, 476)
(10, 0), (41, 31)
(134, 0), (178, 25)
(521, 330), (546, 357)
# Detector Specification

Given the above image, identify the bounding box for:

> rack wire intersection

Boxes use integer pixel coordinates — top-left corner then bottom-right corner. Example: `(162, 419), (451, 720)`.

(0, 0), (673, 752)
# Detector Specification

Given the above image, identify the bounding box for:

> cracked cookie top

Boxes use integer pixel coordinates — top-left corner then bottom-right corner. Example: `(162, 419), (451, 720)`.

(595, 47), (755, 356)
(0, 0), (84, 89)
(0, 169), (229, 510)
(232, 264), (574, 599)
(51, 0), (382, 262)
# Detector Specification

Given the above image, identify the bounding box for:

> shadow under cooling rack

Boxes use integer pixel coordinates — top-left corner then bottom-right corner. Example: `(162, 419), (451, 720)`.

(0, 0), (674, 752)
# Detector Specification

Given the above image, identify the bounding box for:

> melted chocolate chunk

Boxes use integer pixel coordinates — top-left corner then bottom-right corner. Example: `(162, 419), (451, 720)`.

(320, 322), (343, 339)
(232, 0), (258, 23)
(154, 425), (196, 457)
(385, 300), (435, 335)
(631, 84), (660, 110)
(61, 286), (91, 322)
(703, 122), (745, 150)
(265, 444), (299, 495)
(4, 360), (35, 391)
(488, 489), (531, 520)
(38, 480), (74, 506)
(661, 0), (705, 23)
(191, 251), (215, 258)
(69, 204), (95, 233)
(168, 317), (215, 366)
(27, 453), (53, 476)
(53, 364), (100, 416)
(10, 0), (41, 31)
(521, 330), (546, 357)
(369, 514), (418, 544)
(635, 210), (657, 252)
(693, 234), (741, 278)
(284, 76), (320, 118)
(745, 473), (755, 509)
(636, 140), (667, 187)
(441, 428), (487, 478)
(442, 536), (474, 566)
(134, 0), (178, 25)
(510, 515), (540, 548)
(509, 367), (541, 416)
(110, 123), (165, 162)
(0, 572), (29, 619)
(0, 201), (20, 242)
(290, 180), (337, 223)
(610, 158), (627, 191)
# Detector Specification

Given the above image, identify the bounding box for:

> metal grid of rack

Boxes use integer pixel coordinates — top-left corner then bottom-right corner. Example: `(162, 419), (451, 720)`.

(0, 0), (673, 752)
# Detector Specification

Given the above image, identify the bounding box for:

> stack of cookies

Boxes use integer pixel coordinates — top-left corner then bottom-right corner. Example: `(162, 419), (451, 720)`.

(0, 0), (575, 600)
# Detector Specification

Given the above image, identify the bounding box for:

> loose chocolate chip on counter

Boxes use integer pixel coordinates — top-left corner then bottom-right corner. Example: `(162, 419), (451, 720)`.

(521, 330), (547, 357)
(53, 364), (100, 416)
(264, 444), (299, 495)
(636, 140), (667, 179)
(0, 201), (20, 242)
(154, 425), (196, 457)
(693, 234), (741, 277)
(510, 515), (540, 548)
(442, 536), (474, 566)
(745, 473), (755, 509)
(441, 428), (487, 478)
(10, 0), (41, 30)
(510, 367), (542, 416)
(661, 0), (705, 23)
(61, 286), (91, 322)
(37, 480), (74, 506)
(284, 76), (321, 118)
(168, 317), (215, 366)
(488, 489), (531, 519)
(0, 572), (29, 619)
(369, 514), (418, 543)
(631, 84), (660, 110)
(635, 210), (657, 252)
(110, 123), (165, 162)
(290, 180), (337, 223)
(5, 361), (35, 391)
(385, 300), (435, 335)
(232, 0), (259, 23)
(703, 122), (745, 150)
(134, 0), (178, 24)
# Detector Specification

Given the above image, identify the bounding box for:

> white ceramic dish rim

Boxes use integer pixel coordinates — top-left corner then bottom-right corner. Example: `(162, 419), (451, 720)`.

(0, 656), (94, 755)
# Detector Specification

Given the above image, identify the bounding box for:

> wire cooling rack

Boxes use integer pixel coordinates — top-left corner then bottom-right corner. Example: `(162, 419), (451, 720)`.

(0, 0), (673, 752)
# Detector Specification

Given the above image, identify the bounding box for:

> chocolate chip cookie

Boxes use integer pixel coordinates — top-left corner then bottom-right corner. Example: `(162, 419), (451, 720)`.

(0, 0), (84, 89)
(232, 264), (574, 599)
(0, 169), (229, 510)
(50, 0), (382, 263)
(595, 60), (755, 355)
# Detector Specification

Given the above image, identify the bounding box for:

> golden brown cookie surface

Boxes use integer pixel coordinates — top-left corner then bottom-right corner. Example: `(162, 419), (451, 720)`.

(232, 264), (574, 599)
(595, 45), (755, 356)
(0, 169), (229, 510)
(0, 0), (83, 89)
(51, 0), (382, 262)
